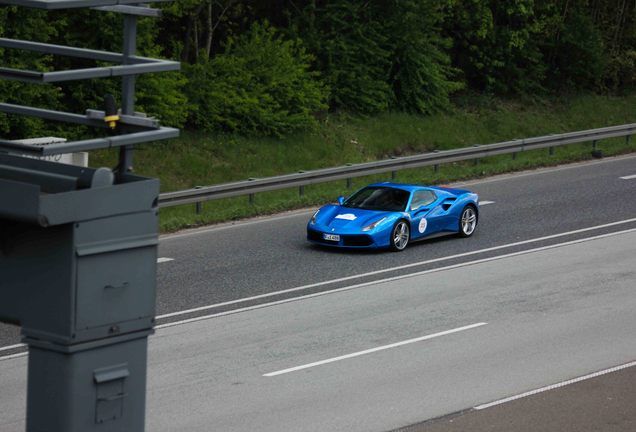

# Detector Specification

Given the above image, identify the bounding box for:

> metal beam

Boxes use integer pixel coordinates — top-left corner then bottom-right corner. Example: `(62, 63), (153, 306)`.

(0, 37), (127, 62)
(0, 38), (161, 64)
(1, 128), (179, 155)
(0, 61), (179, 83)
(0, 102), (104, 127)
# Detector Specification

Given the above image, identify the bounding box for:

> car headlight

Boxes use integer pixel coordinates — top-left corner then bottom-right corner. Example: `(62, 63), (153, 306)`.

(362, 217), (386, 232)
(310, 210), (320, 224)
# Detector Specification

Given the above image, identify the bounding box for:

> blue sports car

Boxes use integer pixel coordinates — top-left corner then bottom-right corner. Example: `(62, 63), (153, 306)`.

(307, 182), (479, 251)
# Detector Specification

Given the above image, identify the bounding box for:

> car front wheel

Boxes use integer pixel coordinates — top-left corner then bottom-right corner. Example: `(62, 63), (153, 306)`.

(458, 205), (478, 237)
(390, 220), (410, 251)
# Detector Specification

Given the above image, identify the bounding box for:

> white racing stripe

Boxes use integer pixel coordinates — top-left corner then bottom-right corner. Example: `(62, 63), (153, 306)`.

(157, 257), (174, 263)
(480, 201), (495, 205)
(264, 322), (488, 377)
(620, 174), (636, 180)
(474, 360), (636, 410)
(157, 217), (636, 321)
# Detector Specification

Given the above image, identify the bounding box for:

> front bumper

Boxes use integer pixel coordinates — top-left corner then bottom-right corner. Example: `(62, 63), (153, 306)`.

(307, 228), (376, 248)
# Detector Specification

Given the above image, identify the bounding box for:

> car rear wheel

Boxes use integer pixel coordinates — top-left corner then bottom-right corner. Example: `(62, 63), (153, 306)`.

(390, 220), (410, 251)
(458, 205), (478, 237)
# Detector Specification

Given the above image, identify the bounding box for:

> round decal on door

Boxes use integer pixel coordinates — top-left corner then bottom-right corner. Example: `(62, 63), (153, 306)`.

(418, 218), (428, 233)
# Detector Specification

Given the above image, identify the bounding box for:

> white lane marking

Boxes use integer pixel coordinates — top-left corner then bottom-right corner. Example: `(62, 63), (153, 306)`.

(474, 360), (636, 410)
(0, 343), (25, 353)
(157, 257), (174, 263)
(264, 323), (488, 377)
(0, 352), (27, 362)
(620, 174), (636, 180)
(480, 201), (495, 205)
(154, 226), (636, 331)
(156, 218), (636, 321)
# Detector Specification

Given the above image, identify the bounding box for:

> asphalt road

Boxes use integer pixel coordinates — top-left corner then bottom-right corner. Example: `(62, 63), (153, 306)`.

(2, 224), (635, 431)
(1, 155), (635, 431)
(154, 154), (636, 319)
(1, 155), (636, 350)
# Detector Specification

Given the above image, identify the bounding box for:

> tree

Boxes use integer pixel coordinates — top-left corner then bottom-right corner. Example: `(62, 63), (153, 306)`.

(384, 0), (463, 114)
(291, 1), (392, 114)
(184, 21), (328, 136)
(538, 1), (606, 91)
(0, 7), (65, 138)
(445, 0), (546, 95)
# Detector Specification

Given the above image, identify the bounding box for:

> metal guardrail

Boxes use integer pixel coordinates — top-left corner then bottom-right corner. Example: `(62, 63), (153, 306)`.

(158, 123), (636, 208)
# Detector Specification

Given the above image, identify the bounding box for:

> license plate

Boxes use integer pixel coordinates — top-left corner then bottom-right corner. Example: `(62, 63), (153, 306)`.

(323, 233), (340, 241)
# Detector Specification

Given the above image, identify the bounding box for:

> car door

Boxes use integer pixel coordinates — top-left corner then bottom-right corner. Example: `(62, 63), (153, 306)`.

(408, 189), (443, 239)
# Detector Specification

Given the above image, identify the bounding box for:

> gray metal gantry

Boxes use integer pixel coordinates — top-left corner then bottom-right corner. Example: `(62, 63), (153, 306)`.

(0, 1), (179, 431)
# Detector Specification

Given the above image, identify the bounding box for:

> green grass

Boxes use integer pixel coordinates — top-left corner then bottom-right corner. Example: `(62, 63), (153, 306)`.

(89, 93), (636, 232)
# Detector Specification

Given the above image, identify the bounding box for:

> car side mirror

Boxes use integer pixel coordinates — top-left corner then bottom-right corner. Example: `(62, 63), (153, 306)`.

(337, 196), (345, 205)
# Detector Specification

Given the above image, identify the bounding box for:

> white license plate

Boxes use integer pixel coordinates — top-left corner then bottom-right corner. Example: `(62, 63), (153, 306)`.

(323, 233), (340, 241)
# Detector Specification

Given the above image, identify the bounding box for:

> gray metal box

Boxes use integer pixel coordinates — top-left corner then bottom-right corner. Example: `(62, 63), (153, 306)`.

(0, 153), (159, 343)
(26, 334), (149, 432)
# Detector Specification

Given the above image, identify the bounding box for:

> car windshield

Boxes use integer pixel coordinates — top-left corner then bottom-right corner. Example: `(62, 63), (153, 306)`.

(343, 186), (409, 212)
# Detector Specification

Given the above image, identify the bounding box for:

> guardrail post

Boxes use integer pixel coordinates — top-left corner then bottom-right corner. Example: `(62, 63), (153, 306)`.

(389, 157), (397, 180)
(345, 164), (352, 189)
(248, 178), (256, 204)
(298, 171), (305, 197)
(511, 140), (517, 160)
(193, 186), (203, 213)
(591, 140), (603, 158)
(627, 135), (631, 146)
(549, 147), (554, 156)
(473, 145), (480, 166)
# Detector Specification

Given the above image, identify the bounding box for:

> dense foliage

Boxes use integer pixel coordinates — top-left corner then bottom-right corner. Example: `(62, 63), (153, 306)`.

(184, 22), (328, 136)
(0, 0), (634, 138)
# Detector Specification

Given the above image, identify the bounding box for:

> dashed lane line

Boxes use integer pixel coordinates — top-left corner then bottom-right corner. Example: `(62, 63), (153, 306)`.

(264, 323), (488, 377)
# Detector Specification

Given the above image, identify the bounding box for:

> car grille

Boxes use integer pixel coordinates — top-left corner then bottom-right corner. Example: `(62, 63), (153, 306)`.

(342, 235), (373, 247)
(307, 229), (333, 243)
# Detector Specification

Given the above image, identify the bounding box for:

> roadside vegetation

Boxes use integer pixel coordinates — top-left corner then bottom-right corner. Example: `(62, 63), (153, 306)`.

(87, 92), (635, 232)
(1, 1), (635, 231)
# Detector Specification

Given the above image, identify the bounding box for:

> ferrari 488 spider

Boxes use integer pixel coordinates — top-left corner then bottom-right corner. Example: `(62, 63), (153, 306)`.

(307, 182), (479, 251)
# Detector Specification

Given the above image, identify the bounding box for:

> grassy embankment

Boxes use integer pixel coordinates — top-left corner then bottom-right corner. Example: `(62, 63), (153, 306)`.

(90, 93), (636, 232)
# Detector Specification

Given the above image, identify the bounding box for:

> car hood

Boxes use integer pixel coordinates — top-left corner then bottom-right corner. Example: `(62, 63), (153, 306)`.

(316, 205), (395, 230)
